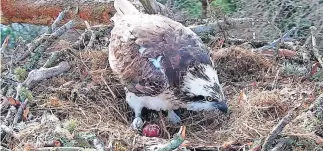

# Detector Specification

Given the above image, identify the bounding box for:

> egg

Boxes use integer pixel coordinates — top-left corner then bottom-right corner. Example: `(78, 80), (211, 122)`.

(142, 123), (161, 137)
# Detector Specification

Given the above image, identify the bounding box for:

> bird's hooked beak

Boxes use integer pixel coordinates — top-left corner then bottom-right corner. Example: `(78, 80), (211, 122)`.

(215, 101), (228, 113)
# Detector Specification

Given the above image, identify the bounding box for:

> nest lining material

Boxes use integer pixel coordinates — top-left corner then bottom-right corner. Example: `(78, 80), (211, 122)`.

(7, 46), (320, 150)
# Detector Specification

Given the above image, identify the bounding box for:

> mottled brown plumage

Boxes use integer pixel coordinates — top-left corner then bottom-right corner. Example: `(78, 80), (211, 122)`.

(109, 0), (228, 130)
(109, 12), (213, 98)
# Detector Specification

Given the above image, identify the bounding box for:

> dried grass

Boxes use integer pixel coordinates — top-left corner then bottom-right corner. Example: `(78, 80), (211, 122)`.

(10, 46), (321, 150)
(212, 46), (273, 82)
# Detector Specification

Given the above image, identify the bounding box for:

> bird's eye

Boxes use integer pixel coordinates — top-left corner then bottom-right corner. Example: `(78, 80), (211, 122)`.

(206, 96), (213, 102)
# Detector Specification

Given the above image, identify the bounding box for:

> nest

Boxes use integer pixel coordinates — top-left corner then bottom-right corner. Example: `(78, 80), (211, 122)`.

(5, 46), (322, 150)
(212, 46), (273, 82)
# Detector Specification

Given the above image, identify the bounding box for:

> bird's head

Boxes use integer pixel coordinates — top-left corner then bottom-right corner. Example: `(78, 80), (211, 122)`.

(181, 63), (228, 113)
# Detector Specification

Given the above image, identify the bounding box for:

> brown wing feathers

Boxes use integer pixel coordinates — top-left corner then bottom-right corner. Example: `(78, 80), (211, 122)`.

(109, 3), (212, 96)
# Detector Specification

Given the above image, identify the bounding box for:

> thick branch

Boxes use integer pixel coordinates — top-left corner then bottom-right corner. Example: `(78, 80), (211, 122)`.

(23, 61), (71, 88)
(261, 113), (294, 151)
(13, 100), (28, 126)
(139, 0), (173, 18)
(20, 20), (78, 62)
(189, 18), (267, 35)
(1, 0), (114, 28)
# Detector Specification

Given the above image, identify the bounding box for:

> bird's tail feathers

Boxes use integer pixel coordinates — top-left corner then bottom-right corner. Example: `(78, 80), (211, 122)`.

(114, 0), (140, 16)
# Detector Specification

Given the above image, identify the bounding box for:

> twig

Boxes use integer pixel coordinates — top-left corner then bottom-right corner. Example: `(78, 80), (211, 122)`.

(15, 83), (22, 101)
(4, 106), (17, 126)
(23, 61), (71, 88)
(285, 132), (323, 144)
(257, 27), (297, 51)
(158, 111), (171, 139)
(139, 0), (173, 18)
(23, 35), (50, 60)
(261, 112), (294, 151)
(84, 21), (96, 49)
(189, 18), (267, 36)
(0, 35), (10, 51)
(310, 26), (323, 67)
(271, 68), (281, 90)
(13, 99), (28, 126)
(20, 20), (78, 61)
(0, 125), (17, 139)
(43, 51), (64, 68)
(100, 76), (117, 99)
(71, 31), (89, 49)
(52, 20), (78, 37)
(51, 8), (70, 33)
(0, 95), (10, 113)
(300, 34), (312, 63)
(270, 138), (292, 151)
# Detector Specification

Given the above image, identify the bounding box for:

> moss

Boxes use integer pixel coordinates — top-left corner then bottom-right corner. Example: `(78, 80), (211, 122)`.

(63, 119), (78, 133)
(14, 67), (27, 82)
(19, 87), (33, 101)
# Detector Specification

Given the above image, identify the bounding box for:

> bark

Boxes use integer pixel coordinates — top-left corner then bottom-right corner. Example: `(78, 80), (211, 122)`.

(201, 0), (208, 18)
(201, 0), (214, 18)
(1, 0), (115, 28)
(261, 112), (294, 151)
(23, 61), (71, 88)
(139, 0), (174, 19)
(189, 18), (266, 36)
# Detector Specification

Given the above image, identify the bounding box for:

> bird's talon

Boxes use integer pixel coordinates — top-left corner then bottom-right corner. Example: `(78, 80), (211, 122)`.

(131, 117), (144, 131)
(167, 110), (181, 124)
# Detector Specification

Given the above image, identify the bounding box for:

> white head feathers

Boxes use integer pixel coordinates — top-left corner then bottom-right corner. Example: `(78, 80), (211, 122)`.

(181, 64), (225, 100)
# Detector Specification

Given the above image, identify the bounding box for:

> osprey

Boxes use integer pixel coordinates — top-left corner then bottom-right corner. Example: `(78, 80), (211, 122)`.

(109, 0), (228, 130)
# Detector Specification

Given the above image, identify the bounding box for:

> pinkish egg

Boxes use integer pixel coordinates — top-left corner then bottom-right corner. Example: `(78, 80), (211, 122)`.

(142, 124), (161, 137)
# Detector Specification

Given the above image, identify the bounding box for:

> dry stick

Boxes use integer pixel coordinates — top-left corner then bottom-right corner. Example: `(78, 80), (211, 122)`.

(257, 27), (297, 51)
(0, 125), (17, 139)
(189, 18), (267, 36)
(100, 76), (117, 99)
(300, 34), (312, 63)
(158, 111), (171, 139)
(286, 132), (323, 143)
(13, 99), (28, 126)
(4, 106), (17, 126)
(271, 68), (281, 90)
(84, 21), (96, 49)
(51, 7), (70, 33)
(18, 35), (48, 61)
(0, 35), (10, 51)
(270, 138), (291, 151)
(22, 61), (71, 88)
(139, 0), (173, 18)
(310, 26), (323, 67)
(15, 83), (21, 101)
(0, 95), (10, 113)
(19, 20), (78, 61)
(261, 112), (294, 151)
(43, 51), (64, 68)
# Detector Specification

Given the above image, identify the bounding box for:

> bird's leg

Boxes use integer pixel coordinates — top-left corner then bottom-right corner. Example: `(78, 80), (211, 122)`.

(125, 89), (144, 130)
(132, 108), (144, 130)
(167, 110), (181, 124)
